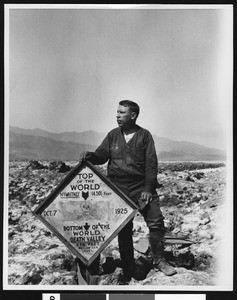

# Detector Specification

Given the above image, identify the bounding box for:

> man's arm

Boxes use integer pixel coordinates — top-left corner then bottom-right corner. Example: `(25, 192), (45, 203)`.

(140, 131), (158, 202)
(80, 134), (110, 165)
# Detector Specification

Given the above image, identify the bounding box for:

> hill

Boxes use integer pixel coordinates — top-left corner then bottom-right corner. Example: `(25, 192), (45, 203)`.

(9, 132), (95, 161)
(9, 126), (226, 161)
(10, 126), (106, 147)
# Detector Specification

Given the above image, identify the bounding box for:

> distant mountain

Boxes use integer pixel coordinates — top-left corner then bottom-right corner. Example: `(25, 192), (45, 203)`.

(157, 150), (226, 161)
(152, 136), (226, 161)
(10, 126), (106, 147)
(9, 132), (95, 161)
(9, 126), (226, 161)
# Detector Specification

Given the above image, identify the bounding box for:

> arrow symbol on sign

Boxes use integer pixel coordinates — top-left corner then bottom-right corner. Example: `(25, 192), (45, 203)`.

(82, 191), (89, 200)
(84, 222), (90, 231)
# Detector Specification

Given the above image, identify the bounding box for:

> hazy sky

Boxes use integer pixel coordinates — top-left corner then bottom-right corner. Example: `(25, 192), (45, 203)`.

(7, 5), (233, 150)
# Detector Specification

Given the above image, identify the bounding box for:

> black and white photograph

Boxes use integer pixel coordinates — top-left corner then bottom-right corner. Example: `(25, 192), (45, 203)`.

(4, 4), (233, 291)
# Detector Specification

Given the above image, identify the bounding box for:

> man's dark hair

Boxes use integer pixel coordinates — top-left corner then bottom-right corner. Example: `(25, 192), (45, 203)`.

(119, 100), (140, 118)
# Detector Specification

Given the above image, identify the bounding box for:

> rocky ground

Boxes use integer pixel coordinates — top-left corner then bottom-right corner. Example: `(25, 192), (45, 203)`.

(7, 160), (227, 286)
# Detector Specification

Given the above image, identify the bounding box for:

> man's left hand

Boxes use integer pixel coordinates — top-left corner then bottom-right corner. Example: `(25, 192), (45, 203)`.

(140, 191), (153, 202)
(138, 192), (153, 211)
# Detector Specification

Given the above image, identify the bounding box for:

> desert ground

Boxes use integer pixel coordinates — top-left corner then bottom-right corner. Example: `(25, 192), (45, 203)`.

(7, 160), (227, 286)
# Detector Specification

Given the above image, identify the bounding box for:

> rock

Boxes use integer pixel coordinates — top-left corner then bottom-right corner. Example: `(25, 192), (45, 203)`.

(200, 212), (210, 219)
(159, 195), (165, 202)
(191, 194), (203, 203)
(157, 182), (164, 188)
(8, 244), (18, 256)
(21, 265), (45, 285)
(99, 267), (122, 285)
(195, 251), (213, 270)
(43, 250), (76, 272)
(199, 217), (211, 226)
(134, 237), (150, 254)
(197, 263), (206, 270)
(9, 211), (23, 225)
(48, 161), (72, 173)
(8, 229), (17, 239)
(132, 256), (152, 280)
(199, 213), (211, 225)
(36, 194), (45, 201)
(198, 231), (213, 240)
(102, 257), (118, 274)
(186, 207), (192, 213)
(186, 175), (195, 182)
(172, 228), (181, 234)
(40, 271), (77, 285)
(26, 160), (47, 170)
(57, 162), (72, 173)
(133, 225), (143, 234)
(181, 222), (198, 233)
(45, 244), (59, 250)
(193, 172), (205, 180)
(175, 251), (195, 269)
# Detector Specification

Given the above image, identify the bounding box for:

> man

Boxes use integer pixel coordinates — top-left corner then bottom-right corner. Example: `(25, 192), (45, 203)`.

(81, 100), (176, 283)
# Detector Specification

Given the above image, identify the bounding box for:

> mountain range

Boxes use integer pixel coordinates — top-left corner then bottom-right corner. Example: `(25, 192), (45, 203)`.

(9, 126), (226, 161)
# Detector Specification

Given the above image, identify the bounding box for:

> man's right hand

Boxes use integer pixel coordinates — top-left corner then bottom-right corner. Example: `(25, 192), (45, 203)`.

(80, 151), (92, 161)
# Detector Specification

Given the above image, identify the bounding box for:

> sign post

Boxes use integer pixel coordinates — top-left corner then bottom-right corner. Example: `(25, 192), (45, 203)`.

(33, 160), (138, 283)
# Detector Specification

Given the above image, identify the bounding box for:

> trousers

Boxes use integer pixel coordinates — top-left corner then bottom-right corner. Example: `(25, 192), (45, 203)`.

(86, 177), (165, 274)
(111, 177), (165, 270)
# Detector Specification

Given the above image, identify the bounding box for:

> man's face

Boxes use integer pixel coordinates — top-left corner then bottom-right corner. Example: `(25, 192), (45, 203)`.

(116, 105), (136, 128)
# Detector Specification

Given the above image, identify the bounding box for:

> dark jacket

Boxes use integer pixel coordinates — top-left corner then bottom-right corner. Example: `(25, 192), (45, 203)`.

(88, 126), (158, 193)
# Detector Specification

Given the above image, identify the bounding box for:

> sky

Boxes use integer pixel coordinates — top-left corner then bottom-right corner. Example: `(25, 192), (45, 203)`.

(7, 5), (233, 151)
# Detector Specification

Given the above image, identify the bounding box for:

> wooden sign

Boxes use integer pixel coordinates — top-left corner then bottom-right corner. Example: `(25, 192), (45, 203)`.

(33, 160), (138, 266)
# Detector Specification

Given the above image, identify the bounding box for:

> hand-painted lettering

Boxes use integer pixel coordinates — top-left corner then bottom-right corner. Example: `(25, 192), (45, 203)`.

(70, 183), (100, 191)
(43, 210), (57, 217)
(86, 236), (105, 242)
(77, 173), (93, 180)
(70, 236), (85, 243)
(104, 191), (112, 196)
(115, 208), (128, 214)
(63, 225), (83, 231)
(91, 190), (102, 196)
(92, 223), (110, 230)
(60, 191), (80, 198)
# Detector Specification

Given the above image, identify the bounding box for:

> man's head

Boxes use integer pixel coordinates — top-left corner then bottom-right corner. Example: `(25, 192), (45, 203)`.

(119, 100), (140, 118)
(116, 100), (140, 129)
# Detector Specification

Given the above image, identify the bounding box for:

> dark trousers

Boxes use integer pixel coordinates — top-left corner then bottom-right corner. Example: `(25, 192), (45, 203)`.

(114, 178), (165, 270)
(87, 178), (165, 274)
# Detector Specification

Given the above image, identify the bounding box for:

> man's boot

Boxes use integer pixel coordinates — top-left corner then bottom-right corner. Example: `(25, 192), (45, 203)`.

(149, 229), (177, 276)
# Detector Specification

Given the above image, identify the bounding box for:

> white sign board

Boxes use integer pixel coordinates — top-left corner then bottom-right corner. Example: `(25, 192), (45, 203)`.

(34, 161), (138, 265)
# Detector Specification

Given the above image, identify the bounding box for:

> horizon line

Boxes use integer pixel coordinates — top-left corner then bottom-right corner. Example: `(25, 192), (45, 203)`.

(9, 124), (226, 153)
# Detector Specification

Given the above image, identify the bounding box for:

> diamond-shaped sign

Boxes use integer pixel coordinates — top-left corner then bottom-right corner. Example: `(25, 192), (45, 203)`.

(33, 160), (138, 266)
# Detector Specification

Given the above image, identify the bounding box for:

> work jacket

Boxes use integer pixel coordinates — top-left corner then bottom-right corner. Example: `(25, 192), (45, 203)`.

(88, 126), (158, 194)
